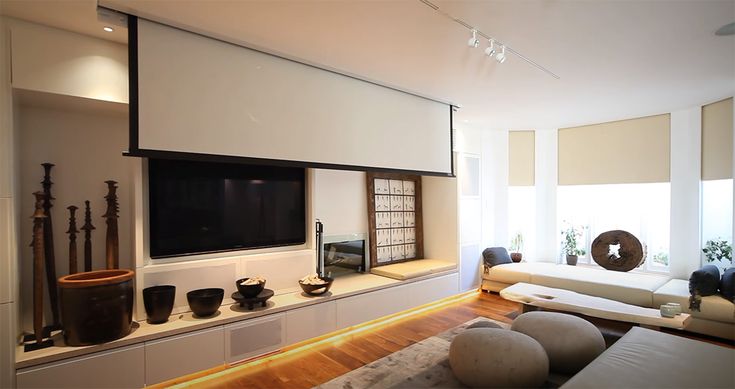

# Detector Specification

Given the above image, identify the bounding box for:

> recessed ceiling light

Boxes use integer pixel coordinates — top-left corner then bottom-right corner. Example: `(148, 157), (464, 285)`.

(103, 26), (114, 32)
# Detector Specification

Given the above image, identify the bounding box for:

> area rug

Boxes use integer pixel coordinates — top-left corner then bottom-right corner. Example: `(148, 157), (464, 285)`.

(314, 317), (509, 389)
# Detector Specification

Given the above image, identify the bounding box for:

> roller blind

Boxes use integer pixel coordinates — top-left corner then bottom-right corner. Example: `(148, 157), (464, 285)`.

(558, 114), (670, 185)
(509, 131), (535, 186)
(133, 19), (452, 175)
(702, 97), (733, 180)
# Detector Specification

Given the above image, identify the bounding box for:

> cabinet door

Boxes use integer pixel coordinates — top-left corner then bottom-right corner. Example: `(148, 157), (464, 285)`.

(408, 273), (459, 307)
(16, 344), (144, 389)
(286, 302), (337, 345)
(336, 285), (411, 329)
(145, 326), (224, 385)
(225, 313), (286, 364)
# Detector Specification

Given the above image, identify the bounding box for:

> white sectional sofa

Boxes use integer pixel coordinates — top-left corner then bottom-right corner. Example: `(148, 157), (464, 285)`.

(482, 262), (735, 340)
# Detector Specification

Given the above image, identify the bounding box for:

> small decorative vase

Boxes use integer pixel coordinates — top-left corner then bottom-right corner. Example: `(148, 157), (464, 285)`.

(510, 253), (523, 263)
(566, 255), (578, 266)
(143, 285), (176, 324)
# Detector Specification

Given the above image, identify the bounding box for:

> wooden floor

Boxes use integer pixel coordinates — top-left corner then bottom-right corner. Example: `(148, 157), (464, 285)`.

(176, 291), (733, 389)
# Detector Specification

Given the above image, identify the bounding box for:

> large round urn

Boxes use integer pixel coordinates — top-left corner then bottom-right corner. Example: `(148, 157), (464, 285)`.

(58, 269), (135, 346)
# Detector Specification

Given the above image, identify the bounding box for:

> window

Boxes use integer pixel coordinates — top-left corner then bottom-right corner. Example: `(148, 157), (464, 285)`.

(701, 179), (733, 270)
(557, 183), (670, 272)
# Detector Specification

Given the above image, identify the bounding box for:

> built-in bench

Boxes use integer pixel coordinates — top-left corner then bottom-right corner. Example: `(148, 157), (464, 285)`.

(483, 262), (734, 340)
(370, 258), (457, 280)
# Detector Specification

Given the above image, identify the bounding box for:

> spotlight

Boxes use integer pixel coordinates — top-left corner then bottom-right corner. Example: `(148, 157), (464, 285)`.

(103, 26), (114, 32)
(495, 45), (507, 64)
(484, 39), (496, 57)
(467, 29), (479, 48)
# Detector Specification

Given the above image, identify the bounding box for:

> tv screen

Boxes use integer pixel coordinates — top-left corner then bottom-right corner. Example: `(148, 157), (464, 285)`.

(148, 158), (306, 258)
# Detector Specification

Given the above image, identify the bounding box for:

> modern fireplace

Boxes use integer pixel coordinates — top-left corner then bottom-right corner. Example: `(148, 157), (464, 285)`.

(323, 234), (368, 278)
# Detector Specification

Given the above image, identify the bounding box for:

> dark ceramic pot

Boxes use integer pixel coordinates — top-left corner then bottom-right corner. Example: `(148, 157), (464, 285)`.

(186, 288), (224, 317)
(58, 269), (135, 346)
(298, 277), (334, 296)
(510, 253), (523, 263)
(236, 278), (265, 298)
(143, 285), (176, 324)
(566, 255), (578, 266)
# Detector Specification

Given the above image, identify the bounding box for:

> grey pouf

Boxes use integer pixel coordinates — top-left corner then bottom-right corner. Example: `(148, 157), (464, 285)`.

(449, 328), (549, 388)
(511, 311), (605, 374)
(466, 320), (503, 330)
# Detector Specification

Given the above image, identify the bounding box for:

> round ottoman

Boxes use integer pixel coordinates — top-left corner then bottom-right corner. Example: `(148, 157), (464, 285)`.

(511, 311), (605, 374)
(466, 320), (503, 330)
(449, 328), (549, 388)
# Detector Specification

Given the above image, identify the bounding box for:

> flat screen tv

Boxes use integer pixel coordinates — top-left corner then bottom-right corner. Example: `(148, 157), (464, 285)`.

(148, 158), (306, 258)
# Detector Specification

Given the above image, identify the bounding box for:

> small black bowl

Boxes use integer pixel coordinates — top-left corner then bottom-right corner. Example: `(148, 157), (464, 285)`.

(186, 288), (224, 317)
(236, 278), (266, 298)
(143, 285), (176, 324)
(298, 277), (334, 296)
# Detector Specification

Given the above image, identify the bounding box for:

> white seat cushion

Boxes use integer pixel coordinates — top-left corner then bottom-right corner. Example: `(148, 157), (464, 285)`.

(530, 265), (669, 307)
(483, 262), (557, 284)
(654, 279), (735, 324)
(370, 259), (456, 280)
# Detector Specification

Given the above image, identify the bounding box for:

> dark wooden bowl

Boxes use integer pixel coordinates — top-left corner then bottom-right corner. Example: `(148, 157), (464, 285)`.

(143, 285), (176, 324)
(186, 288), (224, 317)
(298, 277), (334, 296)
(236, 278), (266, 298)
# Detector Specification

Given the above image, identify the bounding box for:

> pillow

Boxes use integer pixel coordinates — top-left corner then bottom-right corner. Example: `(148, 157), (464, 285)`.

(720, 267), (734, 302)
(482, 247), (512, 268)
(688, 265), (721, 311)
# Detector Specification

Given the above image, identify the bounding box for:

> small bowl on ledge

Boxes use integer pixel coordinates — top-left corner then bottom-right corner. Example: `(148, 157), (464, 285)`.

(186, 288), (224, 317)
(236, 278), (266, 298)
(298, 276), (334, 296)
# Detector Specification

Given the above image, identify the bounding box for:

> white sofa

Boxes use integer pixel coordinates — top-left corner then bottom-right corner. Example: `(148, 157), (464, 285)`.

(482, 262), (735, 340)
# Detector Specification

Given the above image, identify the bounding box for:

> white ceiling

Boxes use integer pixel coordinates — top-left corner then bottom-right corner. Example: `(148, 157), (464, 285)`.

(3, 0), (734, 130)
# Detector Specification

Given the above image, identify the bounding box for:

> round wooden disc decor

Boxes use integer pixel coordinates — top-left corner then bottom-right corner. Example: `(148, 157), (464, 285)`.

(591, 230), (645, 272)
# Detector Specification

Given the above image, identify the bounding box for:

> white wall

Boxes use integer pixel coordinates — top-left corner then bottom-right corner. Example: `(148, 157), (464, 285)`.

(481, 130), (509, 248)
(534, 129), (558, 262)
(312, 169), (368, 237)
(669, 107), (703, 279)
(9, 18), (128, 104)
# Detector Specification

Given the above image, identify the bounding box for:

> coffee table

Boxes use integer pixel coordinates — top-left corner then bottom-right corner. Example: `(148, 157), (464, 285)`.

(500, 282), (690, 330)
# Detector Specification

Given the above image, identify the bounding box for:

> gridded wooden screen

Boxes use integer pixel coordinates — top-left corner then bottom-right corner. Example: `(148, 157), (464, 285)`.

(367, 172), (424, 267)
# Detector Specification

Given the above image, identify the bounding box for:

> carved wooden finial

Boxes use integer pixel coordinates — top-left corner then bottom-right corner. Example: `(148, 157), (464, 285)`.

(103, 181), (120, 269)
(67, 206), (79, 274)
(80, 200), (95, 272)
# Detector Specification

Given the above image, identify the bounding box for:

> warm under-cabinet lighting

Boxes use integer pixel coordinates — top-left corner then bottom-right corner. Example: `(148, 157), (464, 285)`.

(103, 26), (114, 32)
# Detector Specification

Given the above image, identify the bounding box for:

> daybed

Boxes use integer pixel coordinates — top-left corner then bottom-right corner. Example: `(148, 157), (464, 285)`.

(482, 262), (735, 340)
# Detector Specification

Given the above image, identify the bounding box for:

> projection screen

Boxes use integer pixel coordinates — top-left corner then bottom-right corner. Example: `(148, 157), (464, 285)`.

(130, 18), (453, 176)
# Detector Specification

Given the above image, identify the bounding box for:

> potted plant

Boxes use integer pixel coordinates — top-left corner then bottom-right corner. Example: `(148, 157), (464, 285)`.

(702, 238), (732, 270)
(509, 232), (524, 262)
(561, 225), (586, 266)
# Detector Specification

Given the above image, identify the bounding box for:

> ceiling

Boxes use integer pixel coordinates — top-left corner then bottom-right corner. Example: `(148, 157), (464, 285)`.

(2, 0), (734, 130)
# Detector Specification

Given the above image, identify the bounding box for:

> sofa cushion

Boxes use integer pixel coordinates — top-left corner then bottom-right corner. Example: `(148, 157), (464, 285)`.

(654, 279), (735, 323)
(482, 247), (512, 268)
(690, 265), (721, 297)
(561, 327), (735, 389)
(720, 267), (735, 302)
(530, 265), (669, 307)
(483, 262), (557, 284)
(370, 259), (456, 280)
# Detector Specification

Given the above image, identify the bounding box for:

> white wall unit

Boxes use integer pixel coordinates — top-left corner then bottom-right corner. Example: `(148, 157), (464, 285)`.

(0, 302), (14, 389)
(407, 273), (459, 307)
(16, 344), (144, 389)
(336, 285), (411, 328)
(9, 19), (128, 104)
(225, 313), (286, 364)
(422, 176), (459, 263)
(144, 326), (224, 385)
(312, 169), (368, 236)
(286, 301), (337, 345)
(241, 250), (314, 294)
(134, 19), (451, 175)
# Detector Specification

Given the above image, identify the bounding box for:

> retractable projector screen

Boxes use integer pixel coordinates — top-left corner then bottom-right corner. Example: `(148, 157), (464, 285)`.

(129, 18), (453, 176)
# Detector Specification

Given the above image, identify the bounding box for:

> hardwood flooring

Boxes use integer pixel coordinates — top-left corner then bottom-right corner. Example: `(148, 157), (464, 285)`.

(172, 291), (732, 389)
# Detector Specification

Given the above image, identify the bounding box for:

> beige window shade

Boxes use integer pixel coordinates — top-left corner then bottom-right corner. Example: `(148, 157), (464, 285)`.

(558, 114), (670, 185)
(702, 97), (733, 180)
(509, 131), (535, 186)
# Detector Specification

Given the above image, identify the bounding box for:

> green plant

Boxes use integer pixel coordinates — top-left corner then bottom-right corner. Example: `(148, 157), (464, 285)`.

(509, 232), (524, 253)
(652, 252), (669, 266)
(702, 239), (732, 263)
(561, 225), (586, 256)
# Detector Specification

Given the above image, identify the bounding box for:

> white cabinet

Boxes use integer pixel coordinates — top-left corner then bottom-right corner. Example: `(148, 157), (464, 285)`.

(286, 301), (337, 345)
(408, 273), (459, 307)
(145, 326), (224, 385)
(225, 313), (286, 364)
(336, 285), (411, 328)
(16, 344), (144, 389)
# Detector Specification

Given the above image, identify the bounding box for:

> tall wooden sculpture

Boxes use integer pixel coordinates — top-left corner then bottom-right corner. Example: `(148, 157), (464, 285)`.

(40, 163), (60, 330)
(66, 206), (79, 274)
(26, 192), (53, 351)
(104, 180), (119, 270)
(81, 200), (95, 272)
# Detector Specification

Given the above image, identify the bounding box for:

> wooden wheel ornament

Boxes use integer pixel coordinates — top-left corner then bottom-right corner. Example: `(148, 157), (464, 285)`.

(591, 230), (645, 272)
